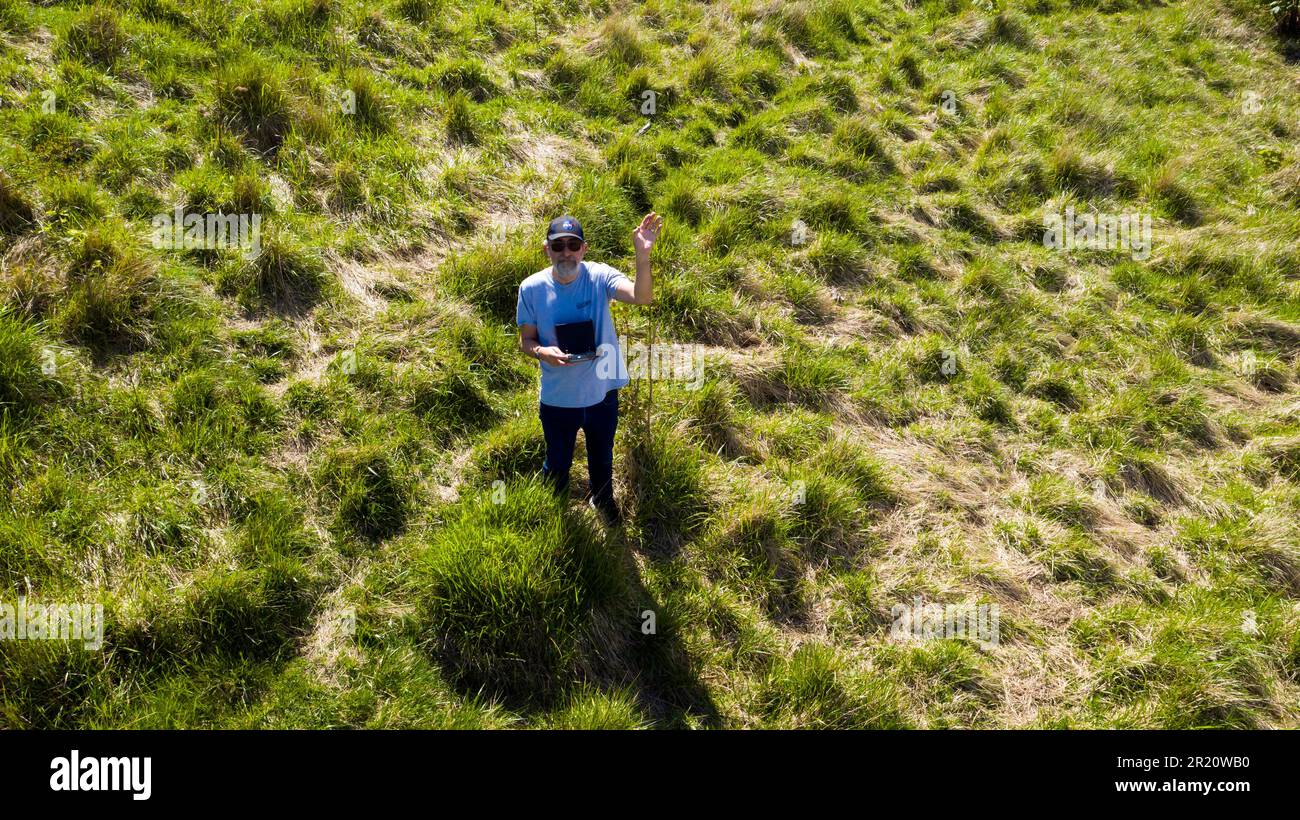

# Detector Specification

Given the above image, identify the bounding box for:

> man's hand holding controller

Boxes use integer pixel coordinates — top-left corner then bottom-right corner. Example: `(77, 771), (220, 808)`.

(534, 345), (575, 366)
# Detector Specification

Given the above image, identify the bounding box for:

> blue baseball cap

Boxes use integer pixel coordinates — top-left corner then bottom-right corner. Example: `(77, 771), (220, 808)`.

(547, 215), (584, 241)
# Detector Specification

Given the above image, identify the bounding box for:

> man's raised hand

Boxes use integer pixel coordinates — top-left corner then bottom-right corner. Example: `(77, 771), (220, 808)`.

(633, 212), (663, 255)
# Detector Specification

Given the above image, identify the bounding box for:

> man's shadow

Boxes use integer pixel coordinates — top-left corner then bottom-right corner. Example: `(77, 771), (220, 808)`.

(587, 523), (722, 728)
(441, 450), (720, 727)
(565, 461), (721, 727)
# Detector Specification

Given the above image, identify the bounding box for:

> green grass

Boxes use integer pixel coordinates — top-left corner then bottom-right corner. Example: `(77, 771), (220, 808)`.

(407, 477), (628, 706)
(0, 308), (66, 423)
(315, 443), (410, 543)
(757, 642), (913, 729)
(0, 0), (1297, 729)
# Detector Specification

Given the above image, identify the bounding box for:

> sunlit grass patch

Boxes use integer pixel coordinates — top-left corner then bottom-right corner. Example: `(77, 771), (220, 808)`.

(118, 556), (319, 664)
(217, 225), (332, 313)
(623, 417), (713, 548)
(0, 172), (36, 237)
(58, 5), (130, 71)
(400, 355), (498, 443)
(1072, 591), (1285, 729)
(756, 642), (912, 729)
(542, 685), (649, 729)
(54, 222), (163, 356)
(0, 308), (68, 424)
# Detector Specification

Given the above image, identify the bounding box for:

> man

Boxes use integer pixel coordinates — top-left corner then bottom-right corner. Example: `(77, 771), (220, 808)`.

(516, 212), (663, 527)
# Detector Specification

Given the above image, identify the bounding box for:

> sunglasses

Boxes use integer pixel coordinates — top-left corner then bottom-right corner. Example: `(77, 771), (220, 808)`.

(548, 237), (583, 252)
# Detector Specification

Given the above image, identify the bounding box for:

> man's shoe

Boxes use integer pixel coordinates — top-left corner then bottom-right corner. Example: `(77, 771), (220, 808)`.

(588, 495), (623, 527)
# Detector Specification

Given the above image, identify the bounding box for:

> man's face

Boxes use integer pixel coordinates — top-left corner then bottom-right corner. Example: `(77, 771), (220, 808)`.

(544, 235), (587, 277)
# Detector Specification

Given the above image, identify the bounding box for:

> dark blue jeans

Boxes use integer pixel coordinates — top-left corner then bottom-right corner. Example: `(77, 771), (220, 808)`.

(539, 388), (619, 507)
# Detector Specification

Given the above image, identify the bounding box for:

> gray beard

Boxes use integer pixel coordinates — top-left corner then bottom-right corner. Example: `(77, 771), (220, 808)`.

(553, 259), (580, 280)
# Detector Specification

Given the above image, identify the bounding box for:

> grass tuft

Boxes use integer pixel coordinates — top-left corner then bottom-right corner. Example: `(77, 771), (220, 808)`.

(411, 478), (627, 705)
(316, 444), (409, 543)
(59, 5), (128, 69)
(212, 58), (295, 155)
(0, 173), (36, 237)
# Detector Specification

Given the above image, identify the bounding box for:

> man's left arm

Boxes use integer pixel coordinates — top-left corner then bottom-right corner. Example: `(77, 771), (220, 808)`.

(610, 255), (651, 305)
(611, 212), (663, 306)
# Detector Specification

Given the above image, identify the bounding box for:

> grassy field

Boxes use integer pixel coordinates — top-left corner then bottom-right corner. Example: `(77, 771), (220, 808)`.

(1, 0), (1298, 728)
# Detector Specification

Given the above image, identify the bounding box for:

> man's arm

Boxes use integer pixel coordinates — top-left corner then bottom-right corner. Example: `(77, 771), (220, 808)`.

(519, 323), (574, 366)
(611, 264), (650, 305)
(519, 323), (542, 358)
(612, 212), (663, 305)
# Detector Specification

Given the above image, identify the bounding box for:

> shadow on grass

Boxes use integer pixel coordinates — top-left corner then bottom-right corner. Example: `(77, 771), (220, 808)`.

(591, 527), (722, 728)
(421, 521), (722, 728)
(412, 474), (720, 728)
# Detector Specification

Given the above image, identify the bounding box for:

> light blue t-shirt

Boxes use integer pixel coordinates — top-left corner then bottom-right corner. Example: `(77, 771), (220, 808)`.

(516, 261), (631, 408)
